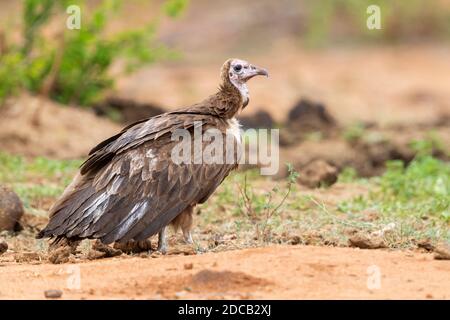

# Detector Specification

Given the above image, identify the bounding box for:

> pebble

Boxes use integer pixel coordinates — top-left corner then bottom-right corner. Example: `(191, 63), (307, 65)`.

(44, 289), (63, 299)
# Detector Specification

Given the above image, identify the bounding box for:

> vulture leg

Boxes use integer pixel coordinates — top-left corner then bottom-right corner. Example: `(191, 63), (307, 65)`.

(157, 227), (168, 254)
(181, 207), (194, 244)
(183, 230), (194, 245)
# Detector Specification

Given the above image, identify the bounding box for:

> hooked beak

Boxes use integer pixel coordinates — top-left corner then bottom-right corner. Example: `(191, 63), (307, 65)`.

(243, 64), (269, 81)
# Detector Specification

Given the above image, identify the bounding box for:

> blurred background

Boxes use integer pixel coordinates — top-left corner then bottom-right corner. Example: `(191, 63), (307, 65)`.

(0, 0), (449, 173)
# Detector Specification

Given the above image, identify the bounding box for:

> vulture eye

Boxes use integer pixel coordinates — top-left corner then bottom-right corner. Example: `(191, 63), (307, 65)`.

(233, 64), (242, 72)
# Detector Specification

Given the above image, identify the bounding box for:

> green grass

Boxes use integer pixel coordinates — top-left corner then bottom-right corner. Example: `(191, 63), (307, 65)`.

(196, 154), (449, 250)
(0, 152), (80, 182)
(339, 156), (449, 221)
(0, 150), (448, 251)
(336, 155), (450, 246)
(0, 152), (80, 211)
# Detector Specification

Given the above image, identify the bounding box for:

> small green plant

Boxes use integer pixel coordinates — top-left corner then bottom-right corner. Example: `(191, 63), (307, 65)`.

(163, 0), (189, 18)
(339, 154), (449, 222)
(337, 167), (359, 183)
(343, 122), (366, 142)
(410, 131), (448, 157)
(238, 164), (299, 242)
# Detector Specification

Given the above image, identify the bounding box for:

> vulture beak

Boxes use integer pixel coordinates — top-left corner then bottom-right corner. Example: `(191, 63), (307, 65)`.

(244, 64), (269, 81)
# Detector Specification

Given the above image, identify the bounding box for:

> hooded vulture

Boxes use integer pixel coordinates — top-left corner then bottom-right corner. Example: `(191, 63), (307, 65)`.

(37, 58), (269, 253)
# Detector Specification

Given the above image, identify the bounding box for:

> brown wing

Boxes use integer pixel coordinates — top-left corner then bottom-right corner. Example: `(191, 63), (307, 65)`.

(38, 112), (237, 244)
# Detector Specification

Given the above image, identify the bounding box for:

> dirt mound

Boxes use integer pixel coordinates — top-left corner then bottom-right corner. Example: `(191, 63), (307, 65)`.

(0, 94), (121, 158)
(189, 269), (270, 292)
(276, 120), (450, 180)
(238, 110), (275, 129)
(297, 159), (338, 188)
(93, 96), (166, 125)
(154, 269), (271, 298)
(280, 98), (337, 145)
(0, 185), (24, 231)
(278, 139), (372, 178)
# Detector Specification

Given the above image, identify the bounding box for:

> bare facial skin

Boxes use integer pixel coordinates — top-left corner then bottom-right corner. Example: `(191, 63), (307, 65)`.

(227, 58), (269, 107)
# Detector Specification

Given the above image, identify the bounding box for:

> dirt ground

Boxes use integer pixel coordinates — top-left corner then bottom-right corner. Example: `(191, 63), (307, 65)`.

(0, 245), (448, 300)
(0, 94), (121, 159)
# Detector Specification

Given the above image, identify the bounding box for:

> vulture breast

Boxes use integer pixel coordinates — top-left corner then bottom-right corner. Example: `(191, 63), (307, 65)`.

(227, 118), (242, 144)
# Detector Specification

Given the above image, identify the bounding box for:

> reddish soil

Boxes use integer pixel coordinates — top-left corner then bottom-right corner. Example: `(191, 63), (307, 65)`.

(0, 245), (448, 300)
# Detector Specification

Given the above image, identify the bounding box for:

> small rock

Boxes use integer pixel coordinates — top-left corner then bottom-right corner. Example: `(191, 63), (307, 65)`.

(417, 240), (435, 252)
(298, 159), (338, 188)
(0, 185), (24, 231)
(0, 239), (8, 255)
(174, 291), (187, 299)
(44, 289), (63, 299)
(184, 263), (194, 270)
(348, 234), (387, 249)
(434, 244), (450, 260)
(288, 235), (301, 245)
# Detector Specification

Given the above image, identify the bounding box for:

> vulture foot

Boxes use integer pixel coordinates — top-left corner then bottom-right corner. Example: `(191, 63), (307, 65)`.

(47, 238), (80, 264)
(113, 239), (151, 254)
(88, 240), (122, 260)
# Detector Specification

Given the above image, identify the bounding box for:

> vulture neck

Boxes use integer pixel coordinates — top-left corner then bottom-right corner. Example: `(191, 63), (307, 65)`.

(212, 79), (246, 119)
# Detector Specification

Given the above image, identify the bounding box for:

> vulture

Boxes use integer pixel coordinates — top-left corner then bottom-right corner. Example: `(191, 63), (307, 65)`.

(37, 58), (268, 253)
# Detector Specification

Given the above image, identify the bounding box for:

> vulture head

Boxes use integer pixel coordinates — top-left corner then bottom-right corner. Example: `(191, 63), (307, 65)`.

(220, 58), (268, 109)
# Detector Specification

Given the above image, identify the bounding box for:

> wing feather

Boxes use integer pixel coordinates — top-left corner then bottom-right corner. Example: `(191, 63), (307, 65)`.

(37, 112), (236, 244)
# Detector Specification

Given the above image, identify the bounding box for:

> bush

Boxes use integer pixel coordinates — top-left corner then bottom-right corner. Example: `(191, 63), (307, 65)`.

(0, 0), (186, 106)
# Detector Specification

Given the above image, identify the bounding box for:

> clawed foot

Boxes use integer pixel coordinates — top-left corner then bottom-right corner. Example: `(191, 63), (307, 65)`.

(48, 238), (80, 264)
(113, 239), (152, 254)
(88, 240), (123, 260)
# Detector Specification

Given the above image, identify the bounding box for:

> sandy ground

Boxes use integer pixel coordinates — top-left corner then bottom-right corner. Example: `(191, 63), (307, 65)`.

(0, 245), (448, 300)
